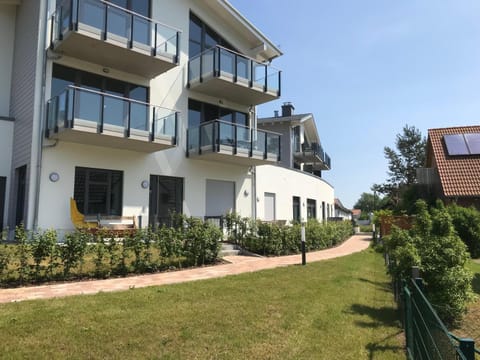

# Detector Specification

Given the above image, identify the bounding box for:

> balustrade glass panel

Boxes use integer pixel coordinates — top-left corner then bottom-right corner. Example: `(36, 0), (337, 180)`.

(237, 126), (250, 151)
(154, 109), (175, 138)
(188, 127), (199, 152)
(254, 131), (266, 153)
(266, 134), (280, 156)
(200, 122), (214, 148)
(75, 90), (101, 124)
(59, 0), (72, 35)
(236, 57), (249, 81)
(219, 48), (234, 75)
(253, 63), (266, 89)
(130, 103), (149, 131)
(107, 5), (130, 40)
(201, 48), (215, 76)
(132, 17), (150, 46)
(78, 0), (105, 31)
(189, 56), (201, 82)
(219, 122), (234, 146)
(266, 68), (280, 93)
(103, 96), (126, 127)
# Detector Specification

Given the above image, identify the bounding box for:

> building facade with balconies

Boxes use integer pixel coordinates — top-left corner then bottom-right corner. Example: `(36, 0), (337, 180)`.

(1, 0), (335, 234)
(1, 0), (286, 234)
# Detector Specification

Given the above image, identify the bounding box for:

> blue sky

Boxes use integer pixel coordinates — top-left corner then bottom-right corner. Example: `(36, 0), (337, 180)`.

(229, 0), (480, 208)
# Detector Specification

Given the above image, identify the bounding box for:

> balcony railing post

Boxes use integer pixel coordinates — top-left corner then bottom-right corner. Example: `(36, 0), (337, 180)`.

(249, 59), (253, 87)
(99, 91), (104, 133)
(278, 70), (282, 96)
(102, 2), (108, 40)
(174, 112), (178, 145)
(64, 88), (71, 129)
(213, 121), (217, 152)
(250, 128), (253, 157)
(153, 23), (157, 56)
(175, 31), (180, 64)
(277, 135), (281, 161)
(199, 50), (204, 83)
(215, 48), (220, 77)
(234, 123), (237, 154)
(264, 132), (268, 159)
(264, 64), (268, 92)
(151, 107), (156, 141)
(126, 100), (131, 138)
(128, 12), (134, 49)
(234, 53), (238, 83)
(73, 0), (79, 31)
(198, 123), (202, 155)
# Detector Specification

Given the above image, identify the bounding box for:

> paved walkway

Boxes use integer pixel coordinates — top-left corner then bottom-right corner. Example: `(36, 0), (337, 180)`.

(0, 235), (371, 304)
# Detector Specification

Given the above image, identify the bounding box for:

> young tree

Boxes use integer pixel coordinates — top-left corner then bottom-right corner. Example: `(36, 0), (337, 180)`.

(374, 125), (426, 209)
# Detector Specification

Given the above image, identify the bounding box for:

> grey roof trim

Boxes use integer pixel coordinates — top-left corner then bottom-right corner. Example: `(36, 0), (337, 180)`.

(0, 116), (15, 122)
(218, 0), (283, 60)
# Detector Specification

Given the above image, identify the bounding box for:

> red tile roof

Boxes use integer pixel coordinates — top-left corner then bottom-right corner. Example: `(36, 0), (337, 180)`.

(427, 126), (480, 197)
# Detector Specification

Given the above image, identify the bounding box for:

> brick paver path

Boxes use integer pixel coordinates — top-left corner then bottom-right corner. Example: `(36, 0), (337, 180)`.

(0, 234), (371, 303)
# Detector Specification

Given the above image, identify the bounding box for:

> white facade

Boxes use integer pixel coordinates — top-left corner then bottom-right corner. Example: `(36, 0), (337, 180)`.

(256, 165), (334, 222)
(3, 0), (335, 232)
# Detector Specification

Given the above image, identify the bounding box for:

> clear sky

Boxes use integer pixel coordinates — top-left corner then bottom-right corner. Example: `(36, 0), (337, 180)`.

(229, 0), (480, 208)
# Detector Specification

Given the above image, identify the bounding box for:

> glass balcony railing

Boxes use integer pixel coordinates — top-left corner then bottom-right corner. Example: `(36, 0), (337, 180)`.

(188, 45), (281, 96)
(187, 120), (281, 161)
(46, 86), (177, 143)
(51, 0), (180, 62)
(301, 142), (331, 168)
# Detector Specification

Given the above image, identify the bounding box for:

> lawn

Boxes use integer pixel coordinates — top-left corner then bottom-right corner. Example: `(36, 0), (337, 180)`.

(454, 260), (480, 347)
(0, 249), (404, 359)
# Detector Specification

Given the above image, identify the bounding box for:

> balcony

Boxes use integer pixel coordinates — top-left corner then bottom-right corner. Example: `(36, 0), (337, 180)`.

(188, 46), (281, 106)
(187, 120), (281, 166)
(294, 142), (331, 170)
(46, 86), (178, 153)
(50, 0), (180, 78)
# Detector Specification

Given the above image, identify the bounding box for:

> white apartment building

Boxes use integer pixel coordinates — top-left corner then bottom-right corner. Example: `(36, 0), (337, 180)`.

(0, 0), (334, 234)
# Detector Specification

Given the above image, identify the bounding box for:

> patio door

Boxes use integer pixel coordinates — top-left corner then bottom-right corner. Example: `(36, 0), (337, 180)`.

(149, 175), (183, 228)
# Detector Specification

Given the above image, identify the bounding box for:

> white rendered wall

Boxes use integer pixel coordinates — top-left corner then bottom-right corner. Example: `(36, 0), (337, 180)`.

(0, 5), (15, 117)
(255, 165), (335, 222)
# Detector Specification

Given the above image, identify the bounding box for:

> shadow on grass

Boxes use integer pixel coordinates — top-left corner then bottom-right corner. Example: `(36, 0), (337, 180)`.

(348, 304), (401, 329)
(358, 277), (392, 293)
(366, 331), (404, 360)
(472, 273), (480, 295)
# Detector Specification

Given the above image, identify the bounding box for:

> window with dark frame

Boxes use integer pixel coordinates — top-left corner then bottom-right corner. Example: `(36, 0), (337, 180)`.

(307, 198), (316, 219)
(188, 99), (248, 128)
(189, 12), (236, 57)
(74, 167), (123, 216)
(292, 196), (300, 222)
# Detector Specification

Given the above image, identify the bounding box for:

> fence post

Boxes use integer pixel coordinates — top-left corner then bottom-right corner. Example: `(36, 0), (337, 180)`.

(411, 266), (420, 279)
(459, 338), (475, 360)
(301, 222), (306, 265)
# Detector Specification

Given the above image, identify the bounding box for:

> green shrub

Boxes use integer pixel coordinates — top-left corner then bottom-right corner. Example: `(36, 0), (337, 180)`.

(182, 217), (221, 266)
(447, 204), (480, 258)
(30, 229), (59, 281)
(60, 230), (90, 279)
(386, 200), (474, 325)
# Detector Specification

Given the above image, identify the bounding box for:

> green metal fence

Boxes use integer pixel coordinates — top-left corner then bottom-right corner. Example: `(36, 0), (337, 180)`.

(403, 278), (474, 360)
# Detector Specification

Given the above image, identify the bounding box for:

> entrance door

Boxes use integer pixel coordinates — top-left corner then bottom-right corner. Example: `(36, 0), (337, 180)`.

(15, 166), (27, 226)
(0, 177), (6, 230)
(149, 175), (183, 228)
(264, 192), (276, 221)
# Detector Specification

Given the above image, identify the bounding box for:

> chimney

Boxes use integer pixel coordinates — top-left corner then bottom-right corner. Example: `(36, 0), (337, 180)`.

(281, 102), (294, 117)
(274, 110), (279, 117)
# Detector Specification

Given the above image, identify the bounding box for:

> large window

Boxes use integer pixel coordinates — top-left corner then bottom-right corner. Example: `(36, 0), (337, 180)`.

(292, 196), (300, 223)
(189, 12), (235, 57)
(52, 64), (148, 101)
(56, 0), (150, 17)
(307, 199), (316, 219)
(74, 167), (123, 216)
(188, 99), (248, 128)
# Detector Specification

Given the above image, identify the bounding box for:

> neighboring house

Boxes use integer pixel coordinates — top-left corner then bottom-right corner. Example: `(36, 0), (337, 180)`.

(256, 103), (334, 222)
(334, 198), (352, 220)
(417, 126), (480, 209)
(0, 0), (335, 234)
(351, 209), (361, 221)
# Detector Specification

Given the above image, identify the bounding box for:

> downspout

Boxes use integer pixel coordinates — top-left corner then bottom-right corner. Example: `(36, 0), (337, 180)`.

(31, 0), (49, 231)
(250, 105), (257, 220)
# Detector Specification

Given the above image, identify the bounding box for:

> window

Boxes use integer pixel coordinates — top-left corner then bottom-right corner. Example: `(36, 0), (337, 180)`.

(307, 199), (316, 219)
(292, 196), (300, 223)
(74, 167), (123, 216)
(188, 99), (248, 128)
(264, 193), (276, 221)
(189, 12), (235, 57)
(52, 64), (148, 102)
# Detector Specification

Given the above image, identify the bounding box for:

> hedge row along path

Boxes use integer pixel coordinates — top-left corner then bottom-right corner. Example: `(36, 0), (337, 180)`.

(0, 234), (371, 303)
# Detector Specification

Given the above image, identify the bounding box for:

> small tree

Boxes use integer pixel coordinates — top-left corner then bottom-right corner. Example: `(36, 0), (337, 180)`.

(374, 125), (426, 210)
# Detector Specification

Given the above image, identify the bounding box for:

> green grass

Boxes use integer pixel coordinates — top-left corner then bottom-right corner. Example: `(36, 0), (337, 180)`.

(0, 249), (404, 359)
(454, 260), (480, 347)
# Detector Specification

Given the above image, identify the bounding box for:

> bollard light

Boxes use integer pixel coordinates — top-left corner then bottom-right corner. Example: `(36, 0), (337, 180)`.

(301, 221), (306, 265)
